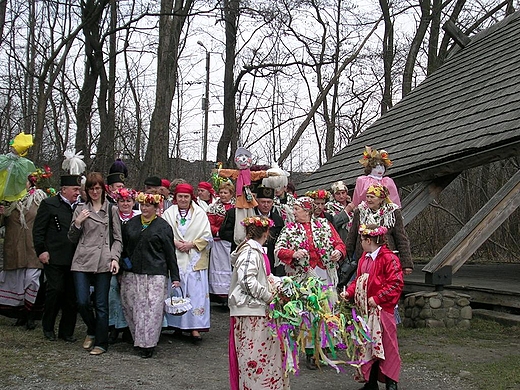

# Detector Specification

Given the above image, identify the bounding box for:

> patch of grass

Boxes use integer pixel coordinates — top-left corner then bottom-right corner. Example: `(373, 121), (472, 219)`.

(472, 357), (520, 389)
(398, 317), (520, 389)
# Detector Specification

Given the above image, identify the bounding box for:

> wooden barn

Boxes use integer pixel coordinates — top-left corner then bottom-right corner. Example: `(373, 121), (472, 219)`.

(298, 12), (520, 285)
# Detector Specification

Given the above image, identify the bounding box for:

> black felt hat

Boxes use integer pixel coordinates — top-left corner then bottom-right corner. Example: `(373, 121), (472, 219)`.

(60, 174), (82, 187)
(107, 172), (126, 185)
(144, 176), (162, 187)
(256, 186), (274, 199)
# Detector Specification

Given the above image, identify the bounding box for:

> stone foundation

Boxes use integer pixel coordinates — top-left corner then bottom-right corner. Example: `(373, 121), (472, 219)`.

(402, 290), (472, 328)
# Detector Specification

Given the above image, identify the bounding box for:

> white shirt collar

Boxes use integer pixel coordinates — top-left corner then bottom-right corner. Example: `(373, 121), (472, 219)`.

(367, 245), (382, 260)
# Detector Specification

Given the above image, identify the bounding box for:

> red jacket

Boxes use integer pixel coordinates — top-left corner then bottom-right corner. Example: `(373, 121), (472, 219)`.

(346, 245), (403, 314)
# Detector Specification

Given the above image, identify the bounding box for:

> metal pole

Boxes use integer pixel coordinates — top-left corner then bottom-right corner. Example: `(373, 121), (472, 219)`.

(203, 50), (210, 178)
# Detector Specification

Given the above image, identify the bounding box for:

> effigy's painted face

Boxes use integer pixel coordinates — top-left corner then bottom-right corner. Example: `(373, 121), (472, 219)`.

(234, 153), (252, 170)
(370, 163), (385, 178)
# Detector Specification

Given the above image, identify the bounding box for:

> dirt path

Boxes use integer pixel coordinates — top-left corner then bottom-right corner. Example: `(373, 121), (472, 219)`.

(0, 303), (512, 390)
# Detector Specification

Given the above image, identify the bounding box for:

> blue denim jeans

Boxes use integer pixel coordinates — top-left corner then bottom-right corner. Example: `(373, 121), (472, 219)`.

(73, 271), (111, 350)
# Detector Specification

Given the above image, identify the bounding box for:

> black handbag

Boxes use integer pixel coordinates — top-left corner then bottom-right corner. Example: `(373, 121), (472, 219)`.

(337, 255), (357, 289)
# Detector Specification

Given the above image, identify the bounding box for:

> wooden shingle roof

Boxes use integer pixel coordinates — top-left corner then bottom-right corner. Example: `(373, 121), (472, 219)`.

(298, 12), (520, 192)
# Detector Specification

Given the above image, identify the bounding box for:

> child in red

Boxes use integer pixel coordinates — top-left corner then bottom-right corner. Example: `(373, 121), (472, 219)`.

(341, 224), (404, 390)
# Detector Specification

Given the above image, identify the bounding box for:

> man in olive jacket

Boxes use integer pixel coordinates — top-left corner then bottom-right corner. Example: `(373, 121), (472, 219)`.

(33, 175), (81, 342)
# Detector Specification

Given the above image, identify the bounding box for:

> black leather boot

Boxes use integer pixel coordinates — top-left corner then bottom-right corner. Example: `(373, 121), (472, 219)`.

(26, 311), (36, 330)
(359, 362), (379, 390)
(305, 354), (318, 370)
(385, 377), (398, 390)
(108, 327), (120, 344)
(139, 347), (154, 359)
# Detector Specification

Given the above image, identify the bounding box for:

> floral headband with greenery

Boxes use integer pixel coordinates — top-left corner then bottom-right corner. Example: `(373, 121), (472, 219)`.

(358, 224), (388, 237)
(241, 216), (274, 228)
(305, 189), (331, 200)
(112, 188), (137, 201)
(359, 146), (393, 168)
(136, 192), (163, 205)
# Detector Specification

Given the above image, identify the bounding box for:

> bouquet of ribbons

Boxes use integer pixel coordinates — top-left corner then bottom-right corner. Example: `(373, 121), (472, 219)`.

(266, 276), (374, 375)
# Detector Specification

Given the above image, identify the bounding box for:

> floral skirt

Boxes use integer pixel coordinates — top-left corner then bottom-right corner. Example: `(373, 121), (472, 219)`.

(120, 272), (167, 348)
(230, 316), (290, 390)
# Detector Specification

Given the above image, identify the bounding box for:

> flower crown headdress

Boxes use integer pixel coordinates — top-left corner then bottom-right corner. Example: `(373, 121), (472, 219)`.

(358, 224), (388, 237)
(112, 188), (137, 201)
(240, 216), (274, 228)
(305, 189), (331, 200)
(136, 192), (162, 205)
(359, 146), (393, 168)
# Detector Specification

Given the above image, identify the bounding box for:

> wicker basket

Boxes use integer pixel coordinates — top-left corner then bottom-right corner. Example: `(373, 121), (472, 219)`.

(164, 286), (192, 316)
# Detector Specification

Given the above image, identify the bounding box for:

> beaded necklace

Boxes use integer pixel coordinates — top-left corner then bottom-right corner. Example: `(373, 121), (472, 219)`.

(179, 208), (189, 226)
(141, 214), (157, 230)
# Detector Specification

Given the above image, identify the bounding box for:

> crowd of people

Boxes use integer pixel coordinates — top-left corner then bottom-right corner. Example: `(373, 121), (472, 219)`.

(0, 142), (411, 390)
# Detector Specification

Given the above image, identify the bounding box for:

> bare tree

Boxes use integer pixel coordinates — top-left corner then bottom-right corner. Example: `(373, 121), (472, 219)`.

(140, 0), (195, 182)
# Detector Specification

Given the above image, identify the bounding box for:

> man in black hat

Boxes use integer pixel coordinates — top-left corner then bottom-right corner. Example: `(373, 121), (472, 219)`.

(33, 173), (81, 342)
(144, 176), (172, 214)
(253, 186), (285, 276)
(106, 159), (128, 203)
(106, 172), (126, 203)
(220, 186), (285, 276)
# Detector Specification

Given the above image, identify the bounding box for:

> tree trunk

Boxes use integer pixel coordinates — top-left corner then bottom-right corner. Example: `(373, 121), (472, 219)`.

(94, 0), (117, 174)
(402, 0), (431, 98)
(216, 0), (239, 165)
(75, 0), (108, 169)
(140, 0), (194, 182)
(0, 0), (7, 46)
(379, 0), (393, 115)
(427, 0), (442, 75)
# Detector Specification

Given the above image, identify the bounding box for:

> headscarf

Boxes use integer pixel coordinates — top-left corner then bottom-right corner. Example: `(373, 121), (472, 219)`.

(294, 196), (314, 211)
(331, 181), (348, 194)
(366, 183), (392, 203)
(198, 181), (216, 197)
(175, 183), (195, 199)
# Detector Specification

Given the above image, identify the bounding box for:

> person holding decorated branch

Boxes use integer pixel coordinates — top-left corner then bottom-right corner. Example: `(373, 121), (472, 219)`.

(274, 196), (345, 369)
(207, 180), (236, 302)
(341, 224), (404, 390)
(228, 215), (289, 390)
(162, 183), (213, 341)
(120, 192), (180, 358)
(347, 183), (413, 275)
(68, 172), (122, 356)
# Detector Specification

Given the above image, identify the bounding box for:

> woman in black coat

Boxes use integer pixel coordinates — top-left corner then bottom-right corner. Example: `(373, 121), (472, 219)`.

(120, 192), (180, 358)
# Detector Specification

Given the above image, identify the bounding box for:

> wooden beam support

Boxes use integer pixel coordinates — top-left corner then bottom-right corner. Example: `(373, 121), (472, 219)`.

(423, 168), (520, 274)
(401, 173), (460, 226)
